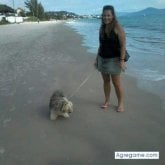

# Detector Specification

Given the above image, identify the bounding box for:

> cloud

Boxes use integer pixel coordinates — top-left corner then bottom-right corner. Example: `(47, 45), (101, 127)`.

(0, 0), (25, 8)
(157, 0), (165, 7)
(0, 0), (10, 5)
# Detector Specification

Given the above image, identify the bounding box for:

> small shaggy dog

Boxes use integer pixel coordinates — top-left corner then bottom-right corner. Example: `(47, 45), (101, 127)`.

(49, 90), (73, 120)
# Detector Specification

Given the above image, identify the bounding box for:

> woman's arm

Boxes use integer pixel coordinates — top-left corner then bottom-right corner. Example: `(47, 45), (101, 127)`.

(115, 23), (126, 71)
(95, 28), (101, 65)
(115, 23), (126, 61)
(94, 47), (99, 68)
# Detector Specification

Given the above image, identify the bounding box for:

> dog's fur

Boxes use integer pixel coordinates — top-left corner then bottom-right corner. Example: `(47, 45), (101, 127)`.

(49, 90), (73, 120)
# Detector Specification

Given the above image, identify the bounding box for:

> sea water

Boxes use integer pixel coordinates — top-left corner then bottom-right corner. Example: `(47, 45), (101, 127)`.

(66, 14), (165, 107)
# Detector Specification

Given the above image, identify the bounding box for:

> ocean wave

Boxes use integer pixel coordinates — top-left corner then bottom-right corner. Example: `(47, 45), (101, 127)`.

(130, 69), (165, 82)
(132, 38), (163, 44)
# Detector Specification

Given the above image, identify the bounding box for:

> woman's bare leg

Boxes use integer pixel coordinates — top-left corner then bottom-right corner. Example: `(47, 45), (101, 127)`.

(111, 74), (124, 112)
(101, 73), (111, 107)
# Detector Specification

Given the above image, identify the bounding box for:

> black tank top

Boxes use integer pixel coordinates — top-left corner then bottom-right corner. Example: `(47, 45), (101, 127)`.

(99, 30), (120, 59)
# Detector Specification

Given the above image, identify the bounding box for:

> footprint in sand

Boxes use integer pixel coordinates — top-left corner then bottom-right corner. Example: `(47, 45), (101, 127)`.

(3, 118), (11, 126)
(0, 147), (5, 154)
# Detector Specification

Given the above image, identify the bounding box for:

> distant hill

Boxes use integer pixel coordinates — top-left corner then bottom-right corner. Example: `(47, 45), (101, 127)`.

(127, 7), (165, 16)
(45, 11), (79, 19)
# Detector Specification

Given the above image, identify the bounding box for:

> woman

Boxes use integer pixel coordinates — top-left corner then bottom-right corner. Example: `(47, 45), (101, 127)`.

(95, 5), (126, 112)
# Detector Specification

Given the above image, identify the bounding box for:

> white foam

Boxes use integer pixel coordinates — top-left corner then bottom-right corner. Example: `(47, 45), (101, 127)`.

(0, 147), (5, 154)
(131, 69), (165, 82)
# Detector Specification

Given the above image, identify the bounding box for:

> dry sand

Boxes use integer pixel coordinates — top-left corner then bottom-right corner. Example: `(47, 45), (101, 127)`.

(0, 21), (164, 165)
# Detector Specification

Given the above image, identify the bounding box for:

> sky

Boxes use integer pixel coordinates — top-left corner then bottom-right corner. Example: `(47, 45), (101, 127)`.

(1, 0), (165, 14)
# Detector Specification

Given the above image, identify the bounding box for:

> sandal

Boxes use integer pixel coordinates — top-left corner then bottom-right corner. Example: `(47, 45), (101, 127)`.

(117, 107), (124, 112)
(100, 103), (110, 109)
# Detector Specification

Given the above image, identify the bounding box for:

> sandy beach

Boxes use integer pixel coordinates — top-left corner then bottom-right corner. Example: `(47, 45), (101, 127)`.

(0, 21), (164, 165)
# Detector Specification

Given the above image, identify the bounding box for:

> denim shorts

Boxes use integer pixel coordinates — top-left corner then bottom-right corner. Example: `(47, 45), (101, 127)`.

(97, 56), (121, 75)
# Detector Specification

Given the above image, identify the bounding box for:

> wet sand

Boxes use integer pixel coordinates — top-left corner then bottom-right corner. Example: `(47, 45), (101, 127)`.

(0, 22), (164, 165)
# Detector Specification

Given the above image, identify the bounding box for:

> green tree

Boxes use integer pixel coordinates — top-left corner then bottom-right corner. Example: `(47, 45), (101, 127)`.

(25, 0), (38, 17)
(37, 3), (44, 19)
(24, 0), (45, 19)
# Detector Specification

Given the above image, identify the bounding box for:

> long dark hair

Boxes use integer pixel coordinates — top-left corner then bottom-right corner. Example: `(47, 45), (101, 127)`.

(100, 5), (118, 38)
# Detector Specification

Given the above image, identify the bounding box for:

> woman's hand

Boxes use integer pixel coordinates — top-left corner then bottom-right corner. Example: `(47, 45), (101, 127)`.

(120, 60), (126, 72)
(94, 60), (98, 69)
(94, 56), (98, 69)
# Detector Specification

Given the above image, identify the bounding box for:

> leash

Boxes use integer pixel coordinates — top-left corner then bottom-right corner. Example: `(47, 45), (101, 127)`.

(68, 68), (96, 99)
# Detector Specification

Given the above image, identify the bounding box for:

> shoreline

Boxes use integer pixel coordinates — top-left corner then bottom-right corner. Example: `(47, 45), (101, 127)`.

(0, 22), (164, 164)
(66, 20), (165, 110)
(67, 22), (165, 110)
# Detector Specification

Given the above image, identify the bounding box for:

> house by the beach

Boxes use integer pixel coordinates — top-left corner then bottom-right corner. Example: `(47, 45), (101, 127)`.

(6, 8), (24, 23)
(0, 5), (24, 23)
(0, 14), (5, 21)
